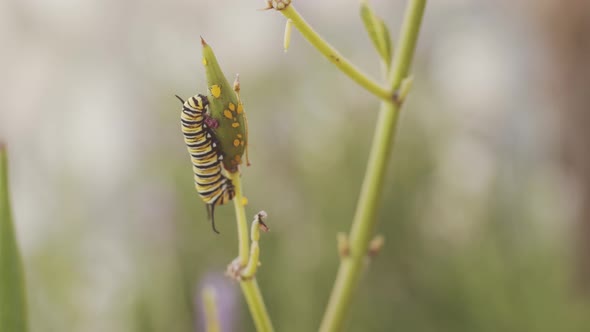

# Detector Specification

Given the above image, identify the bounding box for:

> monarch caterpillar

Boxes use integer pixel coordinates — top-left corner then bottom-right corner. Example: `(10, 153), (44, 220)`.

(176, 93), (235, 233)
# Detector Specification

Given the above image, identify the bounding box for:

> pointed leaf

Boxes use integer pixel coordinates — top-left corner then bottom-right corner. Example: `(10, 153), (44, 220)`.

(360, 1), (393, 65)
(201, 38), (248, 173)
(0, 143), (28, 332)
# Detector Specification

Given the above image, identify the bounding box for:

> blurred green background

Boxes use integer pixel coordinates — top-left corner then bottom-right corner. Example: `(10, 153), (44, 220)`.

(2, 0), (590, 331)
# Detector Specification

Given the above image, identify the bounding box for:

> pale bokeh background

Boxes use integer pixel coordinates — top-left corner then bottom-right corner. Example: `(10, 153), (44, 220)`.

(2, 0), (590, 331)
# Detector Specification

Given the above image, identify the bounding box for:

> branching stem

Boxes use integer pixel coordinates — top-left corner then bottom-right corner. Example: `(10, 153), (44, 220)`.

(318, 1), (427, 331)
(229, 172), (274, 332)
(279, 5), (392, 102)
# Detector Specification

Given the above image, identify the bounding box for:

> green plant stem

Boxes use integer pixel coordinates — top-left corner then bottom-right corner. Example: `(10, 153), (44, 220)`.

(279, 5), (391, 102)
(319, 100), (399, 332)
(229, 172), (274, 332)
(240, 279), (273, 332)
(387, 0), (426, 90)
(230, 172), (249, 266)
(319, 1), (426, 331)
(241, 216), (263, 278)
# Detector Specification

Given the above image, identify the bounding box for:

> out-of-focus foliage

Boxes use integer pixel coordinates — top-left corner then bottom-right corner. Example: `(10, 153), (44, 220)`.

(0, 145), (29, 332)
(360, 0), (393, 65)
(1, 1), (589, 332)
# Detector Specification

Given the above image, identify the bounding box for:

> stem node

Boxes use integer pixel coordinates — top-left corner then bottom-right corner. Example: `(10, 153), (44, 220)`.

(337, 232), (350, 258)
(368, 235), (385, 257)
(273, 5), (391, 102)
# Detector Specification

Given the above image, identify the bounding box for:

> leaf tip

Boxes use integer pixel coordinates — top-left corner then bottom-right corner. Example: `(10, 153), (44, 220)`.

(284, 19), (293, 52)
(200, 36), (208, 46)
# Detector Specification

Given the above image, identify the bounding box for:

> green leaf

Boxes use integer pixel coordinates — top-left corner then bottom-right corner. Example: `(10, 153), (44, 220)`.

(0, 143), (28, 332)
(360, 1), (393, 66)
(201, 38), (249, 173)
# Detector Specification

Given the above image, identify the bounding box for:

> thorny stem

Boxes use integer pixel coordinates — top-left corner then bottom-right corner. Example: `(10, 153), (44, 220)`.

(229, 172), (274, 332)
(279, 5), (392, 102)
(319, 1), (427, 331)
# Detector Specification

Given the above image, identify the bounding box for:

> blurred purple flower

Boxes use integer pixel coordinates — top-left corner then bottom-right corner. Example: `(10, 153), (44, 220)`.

(196, 272), (238, 332)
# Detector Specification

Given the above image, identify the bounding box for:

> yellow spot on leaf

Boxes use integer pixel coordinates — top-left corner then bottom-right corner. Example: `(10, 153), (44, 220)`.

(237, 103), (244, 114)
(223, 110), (233, 119)
(229, 103), (236, 111)
(210, 85), (221, 98)
(233, 139), (240, 147)
(237, 134), (243, 138)
(241, 197), (248, 205)
(235, 155), (241, 163)
(232, 122), (240, 128)
(240, 140), (245, 146)
(202, 57), (208, 66)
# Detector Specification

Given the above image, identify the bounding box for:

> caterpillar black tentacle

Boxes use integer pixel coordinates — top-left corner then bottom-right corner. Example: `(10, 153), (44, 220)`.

(178, 93), (235, 233)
